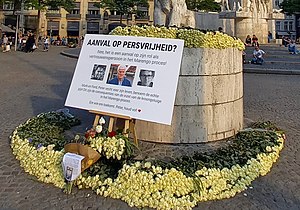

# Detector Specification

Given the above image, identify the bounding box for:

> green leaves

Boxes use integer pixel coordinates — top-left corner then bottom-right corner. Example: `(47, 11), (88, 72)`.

(280, 0), (300, 15)
(84, 156), (124, 180)
(94, 0), (148, 23)
(186, 0), (221, 12)
(154, 123), (283, 176)
(16, 111), (80, 150)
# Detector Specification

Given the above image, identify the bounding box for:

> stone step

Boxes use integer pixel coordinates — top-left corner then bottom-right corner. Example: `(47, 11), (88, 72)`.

(243, 67), (300, 75)
(245, 48), (292, 53)
(243, 62), (300, 69)
(244, 57), (300, 63)
(259, 54), (300, 59)
(245, 48), (299, 52)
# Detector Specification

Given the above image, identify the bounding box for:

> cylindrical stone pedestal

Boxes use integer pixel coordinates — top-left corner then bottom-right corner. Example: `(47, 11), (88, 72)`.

(135, 47), (243, 143)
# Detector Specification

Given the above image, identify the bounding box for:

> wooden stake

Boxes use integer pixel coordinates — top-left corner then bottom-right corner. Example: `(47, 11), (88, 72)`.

(89, 110), (138, 146)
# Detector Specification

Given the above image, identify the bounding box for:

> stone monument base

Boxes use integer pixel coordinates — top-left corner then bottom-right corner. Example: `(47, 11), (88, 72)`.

(135, 47), (243, 143)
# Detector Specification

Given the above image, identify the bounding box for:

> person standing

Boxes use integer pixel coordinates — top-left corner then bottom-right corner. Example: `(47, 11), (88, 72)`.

(108, 65), (131, 87)
(268, 31), (273, 43)
(25, 33), (35, 53)
(43, 36), (49, 51)
(18, 35), (23, 51)
(2, 34), (9, 52)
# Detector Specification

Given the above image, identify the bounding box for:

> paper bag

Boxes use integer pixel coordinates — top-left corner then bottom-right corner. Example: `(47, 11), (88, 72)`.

(64, 143), (101, 172)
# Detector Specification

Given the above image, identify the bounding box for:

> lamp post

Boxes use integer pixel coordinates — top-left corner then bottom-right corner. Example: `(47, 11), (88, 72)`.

(19, 0), (25, 34)
(14, 14), (19, 51)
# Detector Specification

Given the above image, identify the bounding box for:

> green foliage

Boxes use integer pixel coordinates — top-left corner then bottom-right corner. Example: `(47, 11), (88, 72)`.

(4, 0), (75, 12)
(154, 126), (281, 177)
(16, 111), (80, 150)
(249, 121), (281, 131)
(280, 0), (300, 15)
(84, 157), (124, 180)
(94, 0), (148, 22)
(186, 0), (221, 12)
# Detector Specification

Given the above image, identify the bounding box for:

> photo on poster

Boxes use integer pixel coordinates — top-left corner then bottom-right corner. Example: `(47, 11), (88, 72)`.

(90, 64), (107, 81)
(106, 64), (136, 87)
(137, 69), (155, 87)
(65, 166), (73, 181)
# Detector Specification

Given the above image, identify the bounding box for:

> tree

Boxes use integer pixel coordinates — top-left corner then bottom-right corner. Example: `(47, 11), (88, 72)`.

(186, 0), (221, 12)
(280, 0), (300, 15)
(94, 0), (148, 24)
(280, 0), (300, 39)
(4, 0), (75, 36)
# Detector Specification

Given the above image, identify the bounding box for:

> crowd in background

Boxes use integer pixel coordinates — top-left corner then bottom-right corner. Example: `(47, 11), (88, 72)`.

(1, 32), (84, 53)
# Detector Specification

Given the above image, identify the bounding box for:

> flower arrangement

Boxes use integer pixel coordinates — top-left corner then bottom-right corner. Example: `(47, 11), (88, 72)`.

(109, 25), (245, 51)
(11, 111), (285, 210)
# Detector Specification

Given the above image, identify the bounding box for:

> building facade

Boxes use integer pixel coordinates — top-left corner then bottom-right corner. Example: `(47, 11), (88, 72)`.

(0, 0), (154, 38)
(273, 0), (298, 40)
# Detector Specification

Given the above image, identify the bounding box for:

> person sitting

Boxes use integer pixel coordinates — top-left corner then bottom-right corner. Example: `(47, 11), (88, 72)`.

(288, 40), (299, 54)
(245, 35), (251, 46)
(252, 35), (259, 47)
(251, 46), (265, 65)
(108, 65), (131, 87)
(282, 36), (290, 47)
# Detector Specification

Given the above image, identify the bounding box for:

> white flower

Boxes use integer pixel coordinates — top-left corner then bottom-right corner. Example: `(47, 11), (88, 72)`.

(95, 125), (103, 133)
(47, 144), (55, 151)
(99, 117), (105, 125)
(144, 162), (151, 169)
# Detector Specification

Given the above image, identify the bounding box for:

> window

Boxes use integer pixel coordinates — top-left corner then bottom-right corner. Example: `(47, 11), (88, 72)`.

(88, 2), (99, 14)
(275, 0), (280, 7)
(88, 10), (99, 15)
(3, 1), (14, 10)
(88, 3), (98, 9)
(70, 3), (80, 14)
(276, 21), (281, 31)
(284, 21), (288, 30)
(71, 9), (80, 14)
(289, 21), (293, 31)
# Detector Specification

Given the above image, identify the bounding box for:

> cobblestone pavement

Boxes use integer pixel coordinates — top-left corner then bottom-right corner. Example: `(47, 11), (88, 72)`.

(0, 46), (300, 210)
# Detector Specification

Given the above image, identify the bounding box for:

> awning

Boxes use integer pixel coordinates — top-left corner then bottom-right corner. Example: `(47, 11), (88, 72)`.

(47, 21), (59, 30)
(277, 31), (296, 36)
(0, 23), (15, 33)
(87, 22), (99, 31)
(67, 21), (79, 31)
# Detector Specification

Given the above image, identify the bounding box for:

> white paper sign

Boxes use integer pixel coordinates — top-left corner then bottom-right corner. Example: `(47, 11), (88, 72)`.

(62, 153), (85, 181)
(65, 34), (184, 125)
